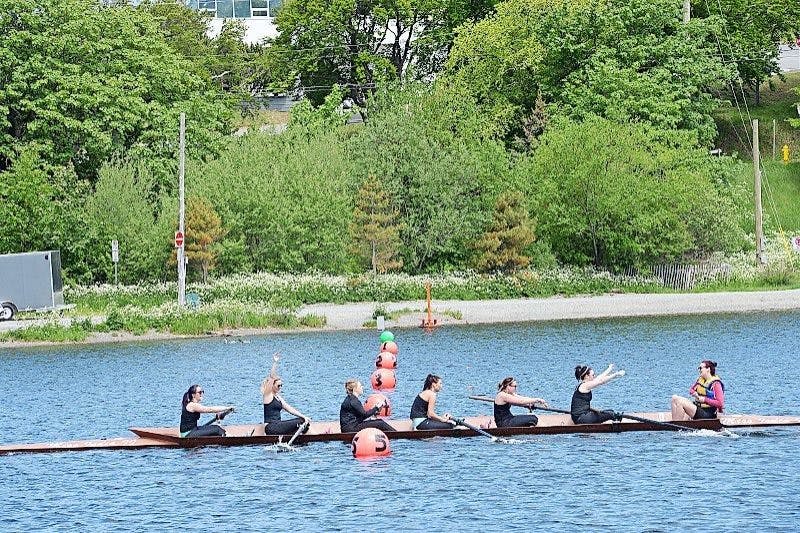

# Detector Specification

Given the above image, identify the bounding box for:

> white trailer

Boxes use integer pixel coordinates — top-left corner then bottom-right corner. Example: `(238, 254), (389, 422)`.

(0, 251), (65, 321)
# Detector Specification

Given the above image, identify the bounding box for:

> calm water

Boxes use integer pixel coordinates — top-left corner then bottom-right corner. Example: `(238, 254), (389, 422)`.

(1, 312), (799, 531)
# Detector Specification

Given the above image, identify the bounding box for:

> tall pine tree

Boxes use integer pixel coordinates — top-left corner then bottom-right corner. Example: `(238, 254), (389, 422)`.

(350, 176), (403, 274)
(473, 191), (535, 273)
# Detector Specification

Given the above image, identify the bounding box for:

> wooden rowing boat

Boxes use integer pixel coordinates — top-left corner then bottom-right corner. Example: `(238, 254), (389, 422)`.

(1, 412), (798, 455)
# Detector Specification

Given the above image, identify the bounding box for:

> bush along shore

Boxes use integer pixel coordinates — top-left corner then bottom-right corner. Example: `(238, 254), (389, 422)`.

(3, 245), (797, 344)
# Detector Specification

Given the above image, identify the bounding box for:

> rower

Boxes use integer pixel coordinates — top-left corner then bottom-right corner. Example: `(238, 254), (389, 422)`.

(261, 352), (311, 435)
(339, 379), (396, 433)
(494, 377), (549, 427)
(410, 374), (456, 430)
(670, 360), (725, 420)
(180, 384), (235, 438)
(571, 364), (625, 424)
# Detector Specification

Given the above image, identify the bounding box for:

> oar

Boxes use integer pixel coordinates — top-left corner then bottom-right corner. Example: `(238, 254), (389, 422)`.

(452, 417), (509, 444)
(202, 407), (234, 427)
(612, 411), (691, 432)
(468, 395), (571, 415)
(275, 420), (309, 452)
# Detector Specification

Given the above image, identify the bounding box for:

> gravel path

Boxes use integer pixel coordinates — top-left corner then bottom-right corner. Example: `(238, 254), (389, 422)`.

(302, 289), (800, 330)
(2, 289), (799, 347)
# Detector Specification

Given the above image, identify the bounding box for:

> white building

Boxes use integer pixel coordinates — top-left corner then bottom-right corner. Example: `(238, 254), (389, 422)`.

(186, 0), (280, 44)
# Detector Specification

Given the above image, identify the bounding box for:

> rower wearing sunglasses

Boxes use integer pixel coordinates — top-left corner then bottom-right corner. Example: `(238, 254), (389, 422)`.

(260, 352), (311, 435)
(670, 360), (725, 420)
(179, 384), (235, 438)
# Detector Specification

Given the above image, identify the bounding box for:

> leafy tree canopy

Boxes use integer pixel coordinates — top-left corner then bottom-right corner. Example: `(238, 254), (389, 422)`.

(0, 0), (232, 184)
(446, 0), (733, 146)
(522, 116), (747, 269)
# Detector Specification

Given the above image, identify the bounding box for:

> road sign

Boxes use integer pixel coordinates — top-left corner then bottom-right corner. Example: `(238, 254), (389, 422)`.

(175, 231), (184, 248)
(111, 240), (119, 263)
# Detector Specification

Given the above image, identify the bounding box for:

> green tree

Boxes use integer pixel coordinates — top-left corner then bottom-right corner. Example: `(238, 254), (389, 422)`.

(446, 0), (732, 146)
(350, 175), (404, 273)
(472, 191), (535, 273)
(350, 83), (510, 271)
(84, 161), (174, 283)
(185, 196), (226, 282)
(524, 117), (746, 269)
(270, 0), (473, 109)
(0, 0), (232, 184)
(693, 0), (800, 104)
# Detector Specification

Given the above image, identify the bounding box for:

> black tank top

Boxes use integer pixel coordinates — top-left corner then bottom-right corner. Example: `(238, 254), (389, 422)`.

(571, 386), (592, 421)
(494, 401), (513, 426)
(410, 394), (430, 419)
(180, 404), (200, 433)
(263, 396), (283, 423)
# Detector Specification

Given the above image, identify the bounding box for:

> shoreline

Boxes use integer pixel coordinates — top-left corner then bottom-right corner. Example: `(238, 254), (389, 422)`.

(2, 289), (799, 348)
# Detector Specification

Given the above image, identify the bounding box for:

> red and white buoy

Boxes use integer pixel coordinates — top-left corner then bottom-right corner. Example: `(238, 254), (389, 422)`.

(375, 351), (397, 369)
(351, 427), (391, 458)
(370, 368), (396, 390)
(364, 393), (391, 417)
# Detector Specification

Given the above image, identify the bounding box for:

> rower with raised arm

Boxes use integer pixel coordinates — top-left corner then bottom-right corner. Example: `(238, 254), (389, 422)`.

(339, 379), (397, 434)
(571, 364), (625, 424)
(494, 377), (549, 428)
(670, 360), (725, 421)
(410, 374), (456, 430)
(180, 384), (235, 438)
(261, 352), (311, 435)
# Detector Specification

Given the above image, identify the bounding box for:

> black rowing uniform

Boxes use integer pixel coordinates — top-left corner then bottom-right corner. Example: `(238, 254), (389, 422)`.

(339, 393), (396, 434)
(493, 401), (538, 428)
(410, 394), (453, 430)
(570, 386), (616, 425)
(263, 396), (308, 436)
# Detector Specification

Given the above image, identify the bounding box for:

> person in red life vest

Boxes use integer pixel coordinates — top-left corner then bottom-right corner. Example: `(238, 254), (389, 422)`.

(671, 360), (725, 420)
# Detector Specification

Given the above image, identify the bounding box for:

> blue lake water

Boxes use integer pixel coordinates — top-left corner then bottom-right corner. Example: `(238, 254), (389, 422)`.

(2, 311), (799, 531)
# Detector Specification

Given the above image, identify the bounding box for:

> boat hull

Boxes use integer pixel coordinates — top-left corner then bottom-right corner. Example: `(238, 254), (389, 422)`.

(2, 412), (798, 455)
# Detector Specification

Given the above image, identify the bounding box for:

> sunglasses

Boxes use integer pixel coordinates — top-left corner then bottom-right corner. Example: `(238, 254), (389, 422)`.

(195, 389), (204, 394)
(698, 366), (706, 371)
(274, 383), (283, 388)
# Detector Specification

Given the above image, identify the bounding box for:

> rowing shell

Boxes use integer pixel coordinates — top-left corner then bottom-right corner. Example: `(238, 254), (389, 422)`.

(1, 412), (798, 455)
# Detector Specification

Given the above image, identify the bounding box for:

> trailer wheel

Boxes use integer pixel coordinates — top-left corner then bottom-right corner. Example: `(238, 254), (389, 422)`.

(0, 302), (15, 321)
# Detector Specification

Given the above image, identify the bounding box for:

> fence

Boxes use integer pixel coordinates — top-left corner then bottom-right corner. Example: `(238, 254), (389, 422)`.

(624, 261), (732, 290)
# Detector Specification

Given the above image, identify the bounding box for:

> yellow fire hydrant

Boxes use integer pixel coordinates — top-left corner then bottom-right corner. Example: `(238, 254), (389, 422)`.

(782, 144), (790, 163)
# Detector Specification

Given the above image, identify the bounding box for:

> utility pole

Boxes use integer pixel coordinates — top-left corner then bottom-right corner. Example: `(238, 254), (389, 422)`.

(178, 113), (187, 306)
(753, 119), (766, 265)
(682, 0), (690, 23)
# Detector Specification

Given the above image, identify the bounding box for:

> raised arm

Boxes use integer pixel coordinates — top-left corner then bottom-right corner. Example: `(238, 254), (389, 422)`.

(583, 364), (625, 391)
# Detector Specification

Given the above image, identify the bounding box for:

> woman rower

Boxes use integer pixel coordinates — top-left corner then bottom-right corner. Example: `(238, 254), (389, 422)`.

(180, 384), (235, 438)
(261, 352), (311, 435)
(670, 360), (725, 420)
(339, 379), (397, 433)
(494, 377), (549, 427)
(571, 364), (625, 424)
(410, 374), (455, 430)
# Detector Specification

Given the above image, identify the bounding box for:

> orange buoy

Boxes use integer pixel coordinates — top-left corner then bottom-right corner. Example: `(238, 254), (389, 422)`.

(351, 427), (391, 458)
(375, 351), (397, 369)
(380, 341), (398, 355)
(370, 368), (396, 390)
(364, 393), (391, 417)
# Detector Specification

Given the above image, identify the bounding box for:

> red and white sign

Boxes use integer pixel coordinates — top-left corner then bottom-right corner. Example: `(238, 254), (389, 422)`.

(175, 231), (184, 248)
(792, 236), (800, 252)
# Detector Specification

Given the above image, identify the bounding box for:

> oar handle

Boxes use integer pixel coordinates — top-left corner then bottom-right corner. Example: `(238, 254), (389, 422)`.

(453, 417), (495, 440)
(615, 412), (689, 431)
